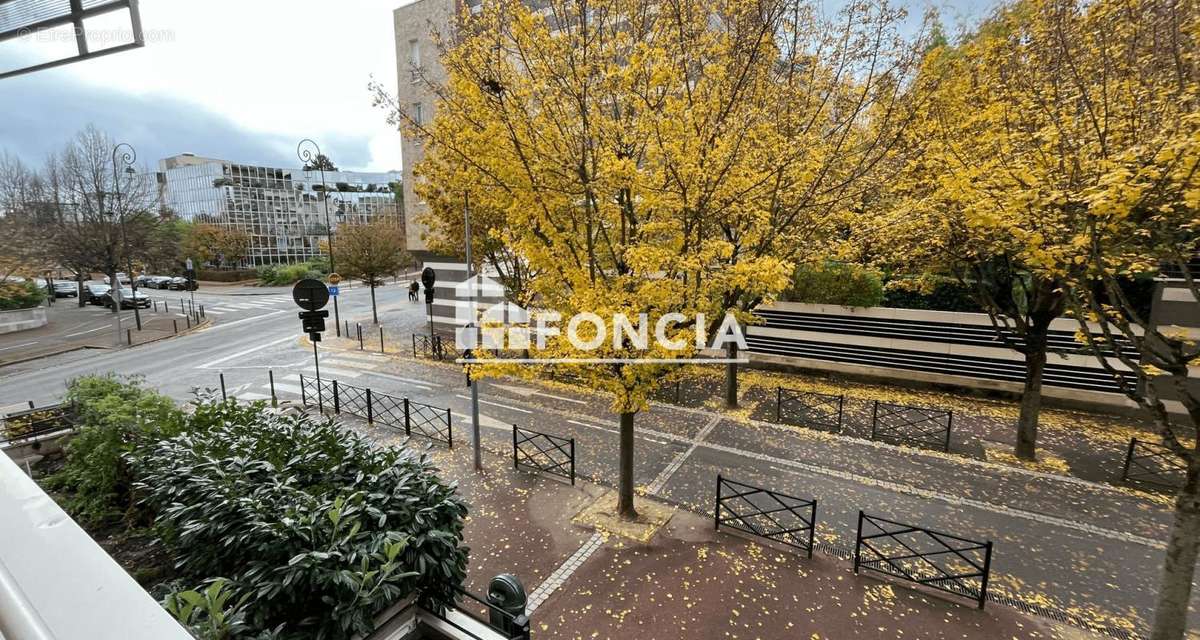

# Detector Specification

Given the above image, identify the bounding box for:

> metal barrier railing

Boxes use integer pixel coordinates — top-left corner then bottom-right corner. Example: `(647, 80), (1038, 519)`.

(714, 475), (816, 558)
(776, 387), (844, 432)
(870, 401), (953, 452)
(298, 374), (452, 448)
(1121, 438), (1186, 489)
(513, 425), (575, 484)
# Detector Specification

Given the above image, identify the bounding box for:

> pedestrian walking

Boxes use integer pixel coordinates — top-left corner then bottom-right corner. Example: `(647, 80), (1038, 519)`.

(408, 281), (419, 302)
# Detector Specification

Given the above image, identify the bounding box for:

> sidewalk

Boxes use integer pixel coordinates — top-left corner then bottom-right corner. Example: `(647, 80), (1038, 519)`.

(341, 422), (1091, 640)
(0, 304), (207, 366)
(262, 340), (1177, 636)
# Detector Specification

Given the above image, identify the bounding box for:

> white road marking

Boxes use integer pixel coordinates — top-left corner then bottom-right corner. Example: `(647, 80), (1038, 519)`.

(493, 383), (588, 405)
(356, 371), (435, 391)
(195, 309), (287, 333)
(271, 383), (303, 395)
(0, 341), (39, 351)
(325, 359), (380, 370)
(63, 326), (108, 338)
(194, 335), (296, 369)
(450, 411), (511, 430)
(302, 367), (362, 379)
(566, 419), (673, 446)
(234, 392), (270, 401)
(455, 395), (532, 414)
(202, 309), (226, 315)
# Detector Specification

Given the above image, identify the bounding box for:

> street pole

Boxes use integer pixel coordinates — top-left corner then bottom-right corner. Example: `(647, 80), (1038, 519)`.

(98, 191), (122, 347)
(465, 192), (482, 471)
(112, 143), (142, 331)
(297, 139), (341, 337)
(313, 340), (321, 381)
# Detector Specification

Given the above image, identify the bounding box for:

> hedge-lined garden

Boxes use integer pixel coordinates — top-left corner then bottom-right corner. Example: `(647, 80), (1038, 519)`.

(42, 375), (469, 640)
(0, 280), (47, 311)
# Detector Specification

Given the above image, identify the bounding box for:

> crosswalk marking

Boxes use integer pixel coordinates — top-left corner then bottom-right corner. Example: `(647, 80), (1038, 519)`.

(302, 367), (362, 379)
(272, 383), (302, 395)
(325, 358), (380, 370)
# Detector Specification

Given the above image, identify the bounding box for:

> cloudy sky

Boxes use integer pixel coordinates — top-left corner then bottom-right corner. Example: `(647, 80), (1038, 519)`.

(0, 0), (996, 175)
(1, 0), (406, 173)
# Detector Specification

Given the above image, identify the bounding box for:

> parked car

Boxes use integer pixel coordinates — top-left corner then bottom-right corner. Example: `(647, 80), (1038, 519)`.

(52, 280), (78, 298)
(108, 288), (150, 309)
(149, 276), (174, 289)
(167, 277), (197, 291)
(82, 283), (111, 305)
(134, 274), (154, 287)
(105, 272), (131, 286)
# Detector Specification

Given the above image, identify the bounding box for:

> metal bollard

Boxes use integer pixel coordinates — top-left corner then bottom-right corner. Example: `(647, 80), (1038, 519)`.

(126, 329), (131, 345)
(269, 369), (277, 407)
(379, 326), (385, 353)
(357, 323), (363, 350)
(186, 315), (191, 329)
(173, 319), (178, 334)
(220, 373), (227, 401)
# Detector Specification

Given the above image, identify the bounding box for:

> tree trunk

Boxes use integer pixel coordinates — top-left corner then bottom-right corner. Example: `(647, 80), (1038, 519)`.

(617, 411), (638, 521)
(725, 342), (739, 409)
(1151, 472), (1200, 640)
(76, 276), (85, 308)
(1015, 345), (1046, 460)
(108, 267), (122, 347)
(370, 281), (378, 325)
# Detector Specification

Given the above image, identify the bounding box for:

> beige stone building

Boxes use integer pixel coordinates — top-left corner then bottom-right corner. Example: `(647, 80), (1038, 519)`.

(393, 0), (475, 258)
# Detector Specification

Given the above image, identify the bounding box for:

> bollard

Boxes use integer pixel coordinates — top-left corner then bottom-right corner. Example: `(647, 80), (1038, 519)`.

(126, 329), (132, 345)
(220, 373), (227, 401)
(173, 319), (178, 334)
(153, 301), (158, 313)
(379, 326), (385, 353)
(357, 323), (364, 350)
(344, 319), (350, 337)
(269, 369), (277, 407)
(186, 315), (191, 329)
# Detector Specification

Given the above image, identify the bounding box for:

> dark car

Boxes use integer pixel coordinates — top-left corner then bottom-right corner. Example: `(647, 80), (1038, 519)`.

(168, 276), (197, 291)
(149, 276), (173, 289)
(82, 283), (111, 305)
(52, 280), (78, 298)
(107, 288), (151, 309)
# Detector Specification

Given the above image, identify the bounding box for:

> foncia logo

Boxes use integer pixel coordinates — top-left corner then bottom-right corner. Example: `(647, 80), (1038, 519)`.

(453, 275), (747, 364)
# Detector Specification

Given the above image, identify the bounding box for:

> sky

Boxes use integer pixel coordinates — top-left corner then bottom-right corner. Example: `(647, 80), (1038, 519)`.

(0, 0), (998, 175)
(0, 0), (405, 173)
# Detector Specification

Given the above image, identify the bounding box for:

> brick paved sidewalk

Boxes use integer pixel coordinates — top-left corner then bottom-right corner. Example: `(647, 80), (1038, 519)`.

(349, 421), (1094, 640)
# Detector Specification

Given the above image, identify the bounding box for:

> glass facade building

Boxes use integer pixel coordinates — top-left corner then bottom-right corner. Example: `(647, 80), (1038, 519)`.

(156, 154), (402, 266)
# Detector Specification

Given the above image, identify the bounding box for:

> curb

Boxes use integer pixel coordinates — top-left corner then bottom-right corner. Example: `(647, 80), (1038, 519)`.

(0, 317), (212, 370)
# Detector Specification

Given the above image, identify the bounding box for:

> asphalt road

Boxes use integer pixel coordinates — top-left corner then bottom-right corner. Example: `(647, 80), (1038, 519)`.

(0, 280), (1190, 638)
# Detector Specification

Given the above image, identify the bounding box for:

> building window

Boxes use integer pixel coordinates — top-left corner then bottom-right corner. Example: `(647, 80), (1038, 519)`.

(413, 102), (424, 125)
(408, 39), (421, 81)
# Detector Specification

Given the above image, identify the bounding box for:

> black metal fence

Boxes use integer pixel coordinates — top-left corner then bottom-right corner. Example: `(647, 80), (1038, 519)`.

(412, 333), (445, 360)
(0, 403), (77, 447)
(298, 374), (452, 448)
(854, 511), (992, 609)
(776, 387), (844, 432)
(870, 401), (953, 452)
(513, 425), (575, 484)
(1121, 438), (1186, 489)
(714, 475), (817, 558)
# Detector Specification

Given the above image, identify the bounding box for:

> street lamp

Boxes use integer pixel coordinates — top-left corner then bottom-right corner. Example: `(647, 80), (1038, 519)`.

(111, 142), (142, 332)
(297, 138), (341, 337)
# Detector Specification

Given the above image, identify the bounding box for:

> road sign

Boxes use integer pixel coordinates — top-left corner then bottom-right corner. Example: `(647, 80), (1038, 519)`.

(328, 273), (342, 285)
(292, 278), (330, 312)
(328, 286), (339, 296)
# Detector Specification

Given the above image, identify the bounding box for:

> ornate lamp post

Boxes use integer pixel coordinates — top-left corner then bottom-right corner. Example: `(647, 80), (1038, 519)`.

(111, 142), (142, 331)
(297, 138), (340, 337)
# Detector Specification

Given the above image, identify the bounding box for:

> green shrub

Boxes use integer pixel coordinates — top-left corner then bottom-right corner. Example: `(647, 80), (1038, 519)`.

(0, 280), (46, 310)
(881, 276), (984, 312)
(781, 262), (884, 307)
(137, 406), (468, 639)
(257, 262), (328, 286)
(47, 375), (186, 524)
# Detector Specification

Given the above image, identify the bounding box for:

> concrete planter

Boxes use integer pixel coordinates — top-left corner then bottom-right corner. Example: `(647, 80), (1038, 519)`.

(0, 306), (46, 335)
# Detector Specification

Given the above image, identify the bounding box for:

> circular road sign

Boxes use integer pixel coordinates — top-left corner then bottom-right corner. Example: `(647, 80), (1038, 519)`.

(292, 278), (330, 312)
(328, 273), (342, 285)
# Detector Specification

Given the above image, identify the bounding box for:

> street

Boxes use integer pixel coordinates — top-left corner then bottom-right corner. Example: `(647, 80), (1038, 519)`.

(0, 279), (1185, 638)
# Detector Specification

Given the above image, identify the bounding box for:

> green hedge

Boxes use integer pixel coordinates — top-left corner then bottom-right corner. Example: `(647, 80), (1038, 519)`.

(881, 276), (984, 312)
(0, 280), (46, 311)
(257, 261), (328, 286)
(196, 268), (257, 282)
(48, 377), (468, 639)
(781, 262), (884, 307)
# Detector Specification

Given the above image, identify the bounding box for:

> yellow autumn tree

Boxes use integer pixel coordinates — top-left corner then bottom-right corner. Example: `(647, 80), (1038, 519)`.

(377, 0), (804, 519)
(872, 0), (1198, 637)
